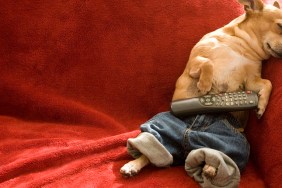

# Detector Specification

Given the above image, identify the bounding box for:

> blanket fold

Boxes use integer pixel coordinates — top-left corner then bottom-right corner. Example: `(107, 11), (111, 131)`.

(0, 117), (140, 187)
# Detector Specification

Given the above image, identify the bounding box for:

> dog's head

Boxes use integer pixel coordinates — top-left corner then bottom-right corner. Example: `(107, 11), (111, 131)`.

(239, 0), (282, 58)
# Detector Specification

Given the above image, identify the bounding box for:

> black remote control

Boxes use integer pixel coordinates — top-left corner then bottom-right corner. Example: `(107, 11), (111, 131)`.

(171, 91), (258, 117)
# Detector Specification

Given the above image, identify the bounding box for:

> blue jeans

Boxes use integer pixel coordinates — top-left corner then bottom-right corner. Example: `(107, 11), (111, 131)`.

(140, 112), (250, 172)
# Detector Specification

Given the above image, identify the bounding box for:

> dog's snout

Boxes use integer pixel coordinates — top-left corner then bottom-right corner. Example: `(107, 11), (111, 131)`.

(266, 42), (282, 57)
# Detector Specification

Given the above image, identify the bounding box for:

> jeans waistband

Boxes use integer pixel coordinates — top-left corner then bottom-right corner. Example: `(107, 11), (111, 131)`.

(182, 112), (244, 132)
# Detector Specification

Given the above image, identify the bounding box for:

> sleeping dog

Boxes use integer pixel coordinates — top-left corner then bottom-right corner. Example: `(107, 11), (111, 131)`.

(120, 0), (281, 184)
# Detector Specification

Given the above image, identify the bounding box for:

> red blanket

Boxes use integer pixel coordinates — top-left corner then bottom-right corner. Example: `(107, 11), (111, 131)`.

(0, 0), (281, 187)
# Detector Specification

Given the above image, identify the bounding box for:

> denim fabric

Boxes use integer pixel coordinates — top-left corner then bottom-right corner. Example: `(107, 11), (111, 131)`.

(140, 112), (250, 172)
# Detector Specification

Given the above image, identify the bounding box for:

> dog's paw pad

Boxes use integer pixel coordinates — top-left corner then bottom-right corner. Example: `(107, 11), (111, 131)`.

(202, 164), (217, 179)
(120, 163), (140, 178)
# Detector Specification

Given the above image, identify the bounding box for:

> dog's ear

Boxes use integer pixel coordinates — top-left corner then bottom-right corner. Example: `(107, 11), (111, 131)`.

(274, 1), (280, 9)
(238, 0), (264, 11)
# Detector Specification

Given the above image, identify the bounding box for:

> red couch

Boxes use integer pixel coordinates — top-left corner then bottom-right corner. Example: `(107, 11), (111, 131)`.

(0, 0), (281, 187)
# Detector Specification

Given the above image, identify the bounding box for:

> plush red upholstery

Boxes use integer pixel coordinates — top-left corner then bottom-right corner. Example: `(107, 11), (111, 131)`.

(0, 0), (281, 187)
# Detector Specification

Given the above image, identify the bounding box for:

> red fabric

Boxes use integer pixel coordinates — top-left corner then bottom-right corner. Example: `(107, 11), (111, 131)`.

(0, 0), (280, 187)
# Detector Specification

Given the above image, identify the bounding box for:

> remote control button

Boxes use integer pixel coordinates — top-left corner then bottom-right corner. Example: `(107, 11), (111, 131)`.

(200, 98), (205, 103)
(205, 102), (213, 106)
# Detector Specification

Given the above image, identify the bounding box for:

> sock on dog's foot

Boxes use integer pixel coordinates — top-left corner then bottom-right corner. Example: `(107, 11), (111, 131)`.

(202, 164), (217, 179)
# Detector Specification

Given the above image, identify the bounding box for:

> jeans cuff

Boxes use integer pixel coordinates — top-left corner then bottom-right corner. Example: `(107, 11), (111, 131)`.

(185, 148), (240, 188)
(127, 132), (173, 167)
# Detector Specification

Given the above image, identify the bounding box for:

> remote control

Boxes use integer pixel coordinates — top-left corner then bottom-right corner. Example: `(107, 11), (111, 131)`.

(170, 91), (258, 117)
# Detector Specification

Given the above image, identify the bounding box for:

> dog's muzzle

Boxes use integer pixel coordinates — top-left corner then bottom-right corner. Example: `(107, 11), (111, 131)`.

(267, 43), (282, 58)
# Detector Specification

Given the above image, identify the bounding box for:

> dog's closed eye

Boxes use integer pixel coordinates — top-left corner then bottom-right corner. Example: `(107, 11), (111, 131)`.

(277, 23), (282, 30)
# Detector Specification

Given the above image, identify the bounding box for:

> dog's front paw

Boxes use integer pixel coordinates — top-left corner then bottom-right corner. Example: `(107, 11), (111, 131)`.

(120, 162), (140, 178)
(256, 94), (268, 119)
(256, 107), (265, 119)
(197, 80), (212, 94)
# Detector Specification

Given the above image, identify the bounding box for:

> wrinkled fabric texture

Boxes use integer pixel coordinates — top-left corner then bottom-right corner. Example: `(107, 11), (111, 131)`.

(185, 148), (240, 188)
(0, 0), (280, 187)
(134, 112), (250, 171)
(127, 132), (173, 167)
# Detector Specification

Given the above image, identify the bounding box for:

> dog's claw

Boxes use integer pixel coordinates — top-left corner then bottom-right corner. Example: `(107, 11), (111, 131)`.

(256, 107), (265, 119)
(256, 113), (262, 119)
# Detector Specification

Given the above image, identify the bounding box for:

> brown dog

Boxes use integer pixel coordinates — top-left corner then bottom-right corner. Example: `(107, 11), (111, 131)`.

(121, 0), (281, 179)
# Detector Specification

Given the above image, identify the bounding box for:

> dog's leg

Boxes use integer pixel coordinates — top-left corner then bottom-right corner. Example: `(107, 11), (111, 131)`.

(120, 155), (150, 177)
(189, 57), (214, 94)
(172, 57), (213, 100)
(246, 77), (272, 118)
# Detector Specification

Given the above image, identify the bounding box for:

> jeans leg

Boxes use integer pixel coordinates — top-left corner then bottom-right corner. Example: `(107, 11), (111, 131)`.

(140, 112), (197, 165)
(185, 115), (250, 172)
